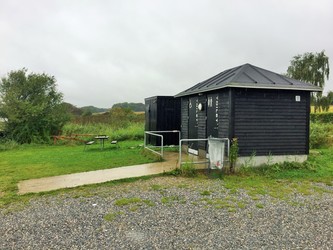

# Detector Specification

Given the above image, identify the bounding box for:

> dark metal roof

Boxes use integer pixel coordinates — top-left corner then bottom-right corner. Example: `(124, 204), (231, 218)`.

(175, 63), (322, 97)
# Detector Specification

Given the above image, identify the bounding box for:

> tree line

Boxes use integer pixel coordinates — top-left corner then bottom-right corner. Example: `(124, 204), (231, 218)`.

(286, 50), (331, 112)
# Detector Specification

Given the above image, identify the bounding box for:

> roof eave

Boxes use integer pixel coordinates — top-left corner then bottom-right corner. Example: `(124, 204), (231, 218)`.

(174, 83), (322, 98)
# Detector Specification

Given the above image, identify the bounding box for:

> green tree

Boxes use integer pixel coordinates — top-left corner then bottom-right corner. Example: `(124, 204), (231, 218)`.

(319, 91), (333, 112)
(109, 107), (135, 128)
(0, 69), (69, 143)
(286, 50), (330, 112)
(81, 109), (93, 117)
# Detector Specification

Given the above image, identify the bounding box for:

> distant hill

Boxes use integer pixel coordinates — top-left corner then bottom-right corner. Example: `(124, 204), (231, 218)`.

(112, 102), (145, 112)
(62, 102), (83, 116)
(80, 106), (109, 114)
(63, 103), (109, 117)
(64, 102), (145, 117)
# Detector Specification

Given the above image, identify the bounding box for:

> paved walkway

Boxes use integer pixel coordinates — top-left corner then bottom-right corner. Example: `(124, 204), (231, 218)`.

(18, 152), (181, 194)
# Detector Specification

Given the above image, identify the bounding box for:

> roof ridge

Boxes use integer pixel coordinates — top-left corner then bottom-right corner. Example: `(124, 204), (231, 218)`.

(174, 63), (322, 98)
(250, 65), (276, 84)
(204, 65), (241, 88)
(230, 63), (252, 83)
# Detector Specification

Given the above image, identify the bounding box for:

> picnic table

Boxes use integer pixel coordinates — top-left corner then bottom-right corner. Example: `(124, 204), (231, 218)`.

(95, 135), (109, 149)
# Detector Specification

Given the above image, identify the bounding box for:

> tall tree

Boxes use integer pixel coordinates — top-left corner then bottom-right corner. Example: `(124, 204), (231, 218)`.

(0, 69), (69, 143)
(319, 91), (333, 112)
(286, 50), (330, 112)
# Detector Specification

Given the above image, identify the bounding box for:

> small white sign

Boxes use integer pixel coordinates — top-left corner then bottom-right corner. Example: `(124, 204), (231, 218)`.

(295, 95), (301, 102)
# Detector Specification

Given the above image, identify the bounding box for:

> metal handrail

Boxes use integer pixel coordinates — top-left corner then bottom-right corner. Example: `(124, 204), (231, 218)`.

(179, 138), (230, 166)
(144, 130), (181, 157)
(147, 130), (181, 146)
(144, 132), (164, 157)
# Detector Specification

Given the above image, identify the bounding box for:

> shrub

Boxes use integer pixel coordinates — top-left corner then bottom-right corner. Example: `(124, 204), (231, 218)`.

(0, 69), (69, 144)
(310, 123), (333, 149)
(0, 139), (19, 151)
(61, 122), (144, 141)
(310, 112), (333, 123)
(229, 138), (239, 173)
(167, 161), (197, 177)
(269, 161), (317, 172)
(71, 107), (144, 126)
(241, 160), (317, 175)
(179, 162), (197, 177)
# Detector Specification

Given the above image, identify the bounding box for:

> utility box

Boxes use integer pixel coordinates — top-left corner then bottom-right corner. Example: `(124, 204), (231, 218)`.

(145, 96), (181, 146)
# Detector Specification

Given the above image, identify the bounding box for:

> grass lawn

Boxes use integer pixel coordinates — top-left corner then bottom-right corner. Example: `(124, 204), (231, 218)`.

(1, 142), (332, 210)
(218, 147), (333, 200)
(237, 148), (333, 182)
(0, 140), (159, 207)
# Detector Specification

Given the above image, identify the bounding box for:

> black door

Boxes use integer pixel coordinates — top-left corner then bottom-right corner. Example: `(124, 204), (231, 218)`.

(188, 96), (199, 154)
(207, 93), (219, 138)
(145, 98), (158, 145)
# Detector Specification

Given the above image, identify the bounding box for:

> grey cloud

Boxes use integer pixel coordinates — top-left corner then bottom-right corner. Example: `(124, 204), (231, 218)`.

(1, 0), (332, 107)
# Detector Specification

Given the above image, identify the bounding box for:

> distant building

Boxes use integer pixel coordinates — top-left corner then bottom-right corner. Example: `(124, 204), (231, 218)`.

(144, 96), (181, 146)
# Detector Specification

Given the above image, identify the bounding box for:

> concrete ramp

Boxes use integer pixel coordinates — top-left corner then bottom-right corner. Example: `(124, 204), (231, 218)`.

(18, 152), (179, 194)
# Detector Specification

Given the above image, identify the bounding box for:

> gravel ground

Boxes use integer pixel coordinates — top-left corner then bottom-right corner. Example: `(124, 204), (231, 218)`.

(1, 177), (332, 249)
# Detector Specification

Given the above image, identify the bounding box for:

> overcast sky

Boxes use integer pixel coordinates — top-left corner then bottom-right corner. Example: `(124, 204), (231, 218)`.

(1, 0), (332, 108)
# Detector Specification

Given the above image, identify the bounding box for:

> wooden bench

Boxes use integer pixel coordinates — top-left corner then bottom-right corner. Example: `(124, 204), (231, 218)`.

(110, 140), (119, 148)
(84, 140), (95, 151)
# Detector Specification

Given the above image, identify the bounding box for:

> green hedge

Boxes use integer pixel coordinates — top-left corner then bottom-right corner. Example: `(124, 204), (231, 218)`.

(309, 123), (333, 149)
(310, 113), (333, 123)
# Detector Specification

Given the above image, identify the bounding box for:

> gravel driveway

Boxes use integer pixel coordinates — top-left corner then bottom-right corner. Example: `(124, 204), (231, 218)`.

(1, 177), (332, 249)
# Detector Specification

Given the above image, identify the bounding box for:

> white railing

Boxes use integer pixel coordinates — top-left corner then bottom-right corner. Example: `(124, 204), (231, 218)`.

(179, 138), (230, 166)
(144, 130), (180, 157)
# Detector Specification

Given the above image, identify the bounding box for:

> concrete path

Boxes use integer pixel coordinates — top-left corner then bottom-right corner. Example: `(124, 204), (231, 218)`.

(18, 152), (180, 195)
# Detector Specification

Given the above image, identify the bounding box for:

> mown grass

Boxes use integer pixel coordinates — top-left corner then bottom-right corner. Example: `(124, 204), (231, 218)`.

(0, 140), (160, 207)
(216, 147), (333, 202)
(241, 148), (333, 183)
(1, 118), (333, 211)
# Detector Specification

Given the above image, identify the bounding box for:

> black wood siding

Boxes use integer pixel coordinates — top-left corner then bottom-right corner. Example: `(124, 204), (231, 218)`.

(181, 90), (231, 150)
(218, 90), (230, 139)
(145, 96), (181, 145)
(181, 98), (189, 143)
(198, 95), (207, 149)
(233, 89), (310, 156)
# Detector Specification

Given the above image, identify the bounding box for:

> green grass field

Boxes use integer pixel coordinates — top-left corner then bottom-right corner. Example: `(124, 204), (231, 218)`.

(221, 148), (333, 198)
(0, 140), (160, 207)
(1, 118), (333, 210)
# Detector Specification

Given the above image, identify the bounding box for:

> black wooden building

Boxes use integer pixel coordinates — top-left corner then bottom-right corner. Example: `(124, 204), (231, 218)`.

(175, 63), (321, 164)
(145, 96), (181, 145)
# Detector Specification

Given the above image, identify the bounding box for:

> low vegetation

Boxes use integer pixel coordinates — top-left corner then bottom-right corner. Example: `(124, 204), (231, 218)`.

(0, 141), (159, 208)
(310, 111), (333, 123)
(1, 101), (332, 211)
(0, 143), (332, 211)
(59, 106), (145, 141)
(62, 122), (144, 141)
(310, 122), (333, 149)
